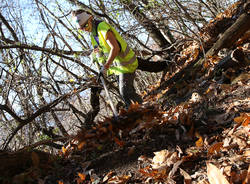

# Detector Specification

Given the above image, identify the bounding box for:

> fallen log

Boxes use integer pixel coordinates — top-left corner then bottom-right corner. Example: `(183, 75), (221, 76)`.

(146, 1), (250, 97)
(195, 1), (250, 67)
(215, 47), (249, 71)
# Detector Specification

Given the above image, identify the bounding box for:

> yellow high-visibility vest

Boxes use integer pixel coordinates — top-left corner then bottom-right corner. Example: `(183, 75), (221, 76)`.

(91, 21), (138, 75)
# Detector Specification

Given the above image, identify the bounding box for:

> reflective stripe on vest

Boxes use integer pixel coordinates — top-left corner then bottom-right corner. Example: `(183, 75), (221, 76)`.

(118, 45), (130, 58)
(117, 54), (136, 66)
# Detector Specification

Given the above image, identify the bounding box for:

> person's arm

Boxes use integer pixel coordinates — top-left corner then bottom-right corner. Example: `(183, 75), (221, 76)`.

(104, 30), (120, 70)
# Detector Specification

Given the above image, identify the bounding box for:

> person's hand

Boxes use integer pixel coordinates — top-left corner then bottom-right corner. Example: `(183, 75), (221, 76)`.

(103, 62), (111, 70)
(93, 47), (99, 53)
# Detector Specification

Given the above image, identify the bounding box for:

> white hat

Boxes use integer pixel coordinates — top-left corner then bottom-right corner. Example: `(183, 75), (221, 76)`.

(73, 12), (91, 28)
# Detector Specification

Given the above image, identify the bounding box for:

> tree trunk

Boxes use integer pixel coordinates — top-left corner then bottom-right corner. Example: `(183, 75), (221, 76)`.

(214, 48), (249, 71)
(120, 0), (171, 48)
(84, 87), (102, 128)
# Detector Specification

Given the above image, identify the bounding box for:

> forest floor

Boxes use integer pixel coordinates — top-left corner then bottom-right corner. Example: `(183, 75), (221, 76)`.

(6, 59), (248, 184)
(1, 1), (249, 184)
(44, 63), (249, 184)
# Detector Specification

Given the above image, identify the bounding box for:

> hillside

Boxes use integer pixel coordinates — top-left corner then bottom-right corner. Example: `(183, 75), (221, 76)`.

(0, 1), (249, 184)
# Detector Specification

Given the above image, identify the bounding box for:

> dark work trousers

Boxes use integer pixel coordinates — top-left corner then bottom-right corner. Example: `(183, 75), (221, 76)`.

(118, 72), (142, 107)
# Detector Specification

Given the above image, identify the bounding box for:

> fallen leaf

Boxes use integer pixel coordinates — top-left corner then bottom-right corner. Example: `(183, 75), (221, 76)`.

(62, 146), (71, 157)
(167, 152), (179, 166)
(223, 137), (232, 148)
(103, 171), (115, 183)
(152, 150), (170, 165)
(151, 150), (170, 169)
(197, 179), (210, 184)
(234, 113), (250, 126)
(108, 175), (131, 184)
(78, 141), (86, 150)
(232, 136), (247, 150)
(243, 150), (250, 160)
(208, 142), (223, 156)
(114, 137), (124, 147)
(242, 115), (250, 126)
(195, 135), (204, 148)
(62, 146), (66, 154)
(207, 163), (229, 184)
(138, 155), (148, 162)
(77, 172), (86, 183)
(176, 145), (183, 157)
(223, 166), (231, 177)
(168, 160), (182, 178)
(229, 154), (244, 163)
(180, 168), (192, 184)
(234, 116), (245, 124)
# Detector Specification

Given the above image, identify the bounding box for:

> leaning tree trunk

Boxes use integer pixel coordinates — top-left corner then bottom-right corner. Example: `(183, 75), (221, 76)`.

(120, 0), (171, 49)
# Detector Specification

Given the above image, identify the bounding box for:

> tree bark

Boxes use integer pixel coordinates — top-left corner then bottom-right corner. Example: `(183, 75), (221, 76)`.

(214, 48), (249, 71)
(84, 87), (102, 128)
(51, 111), (69, 137)
(120, 0), (171, 48)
